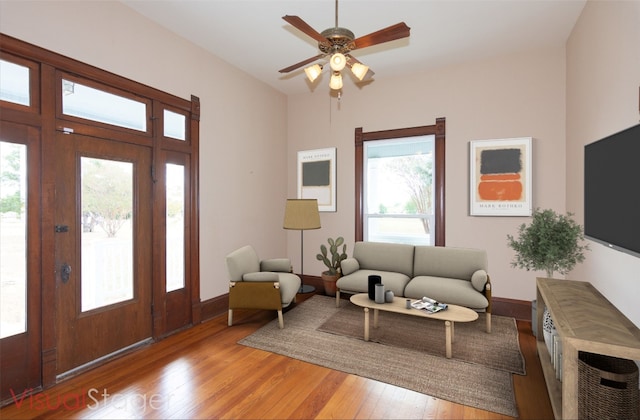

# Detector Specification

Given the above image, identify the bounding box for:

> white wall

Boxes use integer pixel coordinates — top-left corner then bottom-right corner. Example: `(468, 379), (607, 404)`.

(0, 0), (289, 301)
(287, 46), (567, 302)
(566, 0), (640, 327)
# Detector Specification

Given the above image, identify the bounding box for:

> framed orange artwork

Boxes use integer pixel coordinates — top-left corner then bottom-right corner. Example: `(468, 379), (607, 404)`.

(469, 137), (532, 216)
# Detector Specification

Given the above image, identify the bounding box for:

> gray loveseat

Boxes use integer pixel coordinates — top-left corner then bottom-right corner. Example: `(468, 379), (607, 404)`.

(336, 241), (492, 332)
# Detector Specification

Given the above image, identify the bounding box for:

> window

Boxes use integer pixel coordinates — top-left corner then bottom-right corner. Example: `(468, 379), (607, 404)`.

(164, 110), (186, 141)
(0, 60), (30, 106)
(355, 118), (446, 246)
(0, 141), (27, 338)
(81, 157), (134, 311)
(62, 79), (148, 132)
(166, 163), (185, 292)
(364, 136), (435, 245)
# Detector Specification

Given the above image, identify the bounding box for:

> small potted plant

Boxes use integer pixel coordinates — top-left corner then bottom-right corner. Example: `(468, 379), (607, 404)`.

(507, 208), (589, 340)
(316, 237), (348, 297)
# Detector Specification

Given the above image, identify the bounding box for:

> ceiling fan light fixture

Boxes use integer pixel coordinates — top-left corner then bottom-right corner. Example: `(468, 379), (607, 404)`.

(350, 62), (369, 81)
(329, 71), (343, 90)
(329, 53), (347, 71)
(304, 64), (323, 82)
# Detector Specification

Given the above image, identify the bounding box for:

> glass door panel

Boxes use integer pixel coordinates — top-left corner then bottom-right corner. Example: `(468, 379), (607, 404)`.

(80, 157), (134, 312)
(166, 163), (185, 292)
(0, 141), (27, 338)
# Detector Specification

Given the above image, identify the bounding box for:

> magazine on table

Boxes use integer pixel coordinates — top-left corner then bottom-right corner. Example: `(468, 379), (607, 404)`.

(411, 296), (448, 313)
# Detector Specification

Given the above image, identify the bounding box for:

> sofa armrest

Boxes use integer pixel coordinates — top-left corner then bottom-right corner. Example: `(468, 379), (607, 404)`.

(260, 258), (291, 273)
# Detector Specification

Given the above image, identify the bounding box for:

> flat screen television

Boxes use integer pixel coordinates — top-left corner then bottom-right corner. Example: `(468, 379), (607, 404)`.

(584, 123), (640, 258)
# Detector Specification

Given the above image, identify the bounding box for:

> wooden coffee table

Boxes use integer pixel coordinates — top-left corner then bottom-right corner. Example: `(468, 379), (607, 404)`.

(350, 293), (479, 359)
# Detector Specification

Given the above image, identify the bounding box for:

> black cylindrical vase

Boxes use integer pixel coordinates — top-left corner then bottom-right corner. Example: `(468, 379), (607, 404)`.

(368, 275), (382, 300)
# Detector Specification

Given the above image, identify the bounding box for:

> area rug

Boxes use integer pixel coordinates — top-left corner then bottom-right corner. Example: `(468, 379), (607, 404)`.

(318, 299), (525, 375)
(238, 295), (520, 417)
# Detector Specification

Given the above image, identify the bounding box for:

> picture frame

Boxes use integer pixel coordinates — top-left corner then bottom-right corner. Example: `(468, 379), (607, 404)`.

(469, 137), (532, 216)
(297, 147), (336, 212)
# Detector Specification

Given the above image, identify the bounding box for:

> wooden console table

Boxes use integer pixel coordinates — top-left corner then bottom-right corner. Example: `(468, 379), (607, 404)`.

(536, 277), (640, 419)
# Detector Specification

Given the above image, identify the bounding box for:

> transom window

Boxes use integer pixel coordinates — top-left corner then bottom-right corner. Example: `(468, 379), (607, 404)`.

(0, 59), (30, 106)
(61, 79), (148, 132)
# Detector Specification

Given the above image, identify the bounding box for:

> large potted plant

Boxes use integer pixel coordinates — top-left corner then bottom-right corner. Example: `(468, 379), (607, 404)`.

(507, 208), (589, 338)
(507, 208), (589, 278)
(316, 237), (348, 297)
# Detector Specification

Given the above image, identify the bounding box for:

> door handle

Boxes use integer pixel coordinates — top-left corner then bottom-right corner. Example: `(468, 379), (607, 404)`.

(61, 263), (72, 283)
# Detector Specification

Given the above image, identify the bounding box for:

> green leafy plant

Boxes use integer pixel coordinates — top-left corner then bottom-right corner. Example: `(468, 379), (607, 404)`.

(507, 208), (589, 277)
(316, 237), (348, 276)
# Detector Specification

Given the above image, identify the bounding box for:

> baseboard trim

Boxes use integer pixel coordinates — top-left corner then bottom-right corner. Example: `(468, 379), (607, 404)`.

(201, 293), (229, 321)
(492, 297), (532, 321)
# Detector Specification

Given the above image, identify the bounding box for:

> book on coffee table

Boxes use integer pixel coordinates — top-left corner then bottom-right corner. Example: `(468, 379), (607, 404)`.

(411, 297), (448, 313)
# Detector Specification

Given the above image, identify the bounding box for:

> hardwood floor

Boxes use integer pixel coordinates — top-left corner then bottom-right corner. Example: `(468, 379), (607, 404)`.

(1, 294), (554, 419)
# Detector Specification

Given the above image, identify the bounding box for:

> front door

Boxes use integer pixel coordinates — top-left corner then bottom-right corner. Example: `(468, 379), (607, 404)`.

(54, 131), (152, 374)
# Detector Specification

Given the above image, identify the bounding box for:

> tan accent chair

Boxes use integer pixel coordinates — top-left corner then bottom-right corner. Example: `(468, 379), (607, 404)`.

(226, 245), (301, 329)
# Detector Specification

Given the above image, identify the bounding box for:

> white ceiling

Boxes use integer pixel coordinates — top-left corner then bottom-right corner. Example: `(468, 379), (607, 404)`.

(122, 0), (586, 96)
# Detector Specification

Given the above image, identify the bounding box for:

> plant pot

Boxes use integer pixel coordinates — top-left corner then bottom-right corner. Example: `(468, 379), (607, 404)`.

(321, 272), (340, 297)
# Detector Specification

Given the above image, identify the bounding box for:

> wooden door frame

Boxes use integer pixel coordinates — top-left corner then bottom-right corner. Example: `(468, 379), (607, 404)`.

(1, 34), (201, 389)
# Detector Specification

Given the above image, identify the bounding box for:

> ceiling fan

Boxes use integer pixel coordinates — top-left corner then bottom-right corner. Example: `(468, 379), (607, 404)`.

(279, 0), (410, 91)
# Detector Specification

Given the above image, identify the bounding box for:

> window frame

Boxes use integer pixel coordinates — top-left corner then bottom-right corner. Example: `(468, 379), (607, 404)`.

(355, 118), (446, 246)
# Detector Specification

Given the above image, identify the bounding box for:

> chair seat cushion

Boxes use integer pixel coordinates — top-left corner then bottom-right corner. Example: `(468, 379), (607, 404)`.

(243, 272), (278, 282)
(337, 269), (411, 297)
(404, 276), (489, 310)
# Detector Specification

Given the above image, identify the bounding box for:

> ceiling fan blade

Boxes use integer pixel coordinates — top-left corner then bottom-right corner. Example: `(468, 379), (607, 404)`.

(282, 15), (328, 44)
(352, 22), (411, 50)
(279, 53), (326, 74)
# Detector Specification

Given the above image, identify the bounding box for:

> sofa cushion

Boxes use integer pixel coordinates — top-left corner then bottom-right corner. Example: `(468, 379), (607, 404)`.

(471, 269), (488, 292)
(243, 272), (278, 282)
(340, 257), (360, 276)
(337, 269), (411, 297)
(353, 241), (415, 278)
(413, 246), (487, 280)
(404, 276), (489, 310)
(260, 258), (291, 273)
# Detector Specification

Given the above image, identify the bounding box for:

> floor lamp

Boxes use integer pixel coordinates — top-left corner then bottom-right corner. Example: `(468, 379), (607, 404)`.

(283, 199), (321, 293)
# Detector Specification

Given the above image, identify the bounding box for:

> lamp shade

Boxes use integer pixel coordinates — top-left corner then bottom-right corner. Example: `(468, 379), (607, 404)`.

(350, 62), (369, 81)
(329, 53), (347, 71)
(304, 64), (322, 82)
(283, 199), (321, 230)
(329, 72), (343, 90)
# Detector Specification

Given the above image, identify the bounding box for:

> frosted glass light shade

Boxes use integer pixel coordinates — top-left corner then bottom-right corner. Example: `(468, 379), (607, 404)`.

(329, 53), (347, 71)
(329, 72), (343, 90)
(351, 62), (370, 81)
(304, 64), (322, 82)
